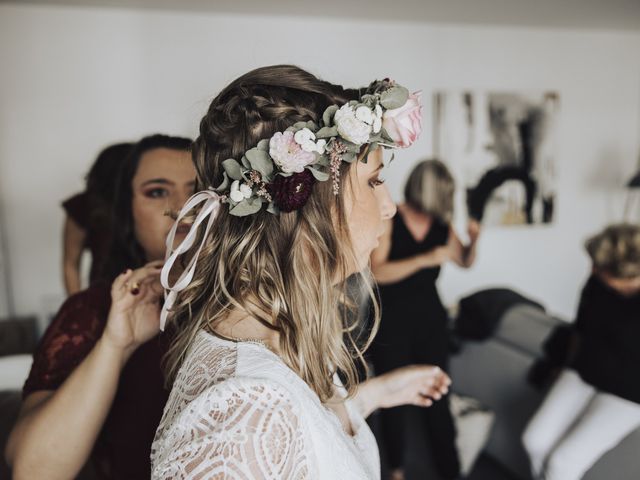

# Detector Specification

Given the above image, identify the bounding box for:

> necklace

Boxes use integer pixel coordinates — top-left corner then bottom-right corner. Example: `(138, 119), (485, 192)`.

(208, 328), (279, 356)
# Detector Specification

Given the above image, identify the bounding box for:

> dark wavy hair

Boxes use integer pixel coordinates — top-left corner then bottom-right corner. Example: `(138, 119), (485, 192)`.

(101, 134), (192, 282)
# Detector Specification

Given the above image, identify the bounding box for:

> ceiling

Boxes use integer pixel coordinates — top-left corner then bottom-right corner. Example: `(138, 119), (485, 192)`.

(7, 0), (640, 31)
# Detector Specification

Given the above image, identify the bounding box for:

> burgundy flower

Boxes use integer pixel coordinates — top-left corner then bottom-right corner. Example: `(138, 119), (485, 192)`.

(268, 170), (316, 212)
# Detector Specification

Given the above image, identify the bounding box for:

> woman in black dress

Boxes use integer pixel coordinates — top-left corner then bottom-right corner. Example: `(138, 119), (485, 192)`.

(370, 159), (480, 480)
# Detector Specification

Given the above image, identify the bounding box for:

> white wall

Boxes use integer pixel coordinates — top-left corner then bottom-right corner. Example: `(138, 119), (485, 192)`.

(1, 3), (639, 320)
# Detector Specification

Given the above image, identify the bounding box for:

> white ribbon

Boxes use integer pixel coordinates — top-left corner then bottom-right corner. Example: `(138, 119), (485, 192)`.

(160, 189), (221, 331)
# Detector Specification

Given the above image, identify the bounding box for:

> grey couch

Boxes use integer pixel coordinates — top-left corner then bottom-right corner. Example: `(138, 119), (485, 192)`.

(449, 303), (640, 480)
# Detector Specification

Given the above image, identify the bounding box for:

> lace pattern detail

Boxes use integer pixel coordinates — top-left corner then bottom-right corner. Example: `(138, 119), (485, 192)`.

(23, 285), (110, 395)
(151, 331), (380, 479)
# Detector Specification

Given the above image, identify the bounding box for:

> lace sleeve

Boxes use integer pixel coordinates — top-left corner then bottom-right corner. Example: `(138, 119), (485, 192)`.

(22, 285), (110, 396)
(151, 377), (313, 479)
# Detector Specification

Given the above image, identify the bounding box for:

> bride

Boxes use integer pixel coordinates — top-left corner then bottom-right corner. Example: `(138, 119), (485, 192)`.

(116, 65), (450, 479)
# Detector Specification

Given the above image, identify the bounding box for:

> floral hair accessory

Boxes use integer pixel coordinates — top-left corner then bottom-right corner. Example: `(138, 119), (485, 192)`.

(214, 80), (423, 216)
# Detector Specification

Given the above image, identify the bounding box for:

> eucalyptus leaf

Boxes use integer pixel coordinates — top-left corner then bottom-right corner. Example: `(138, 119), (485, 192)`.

(222, 159), (243, 180)
(306, 121), (318, 131)
(322, 105), (339, 126)
(241, 156), (250, 168)
(316, 126), (338, 139)
(342, 152), (357, 163)
(256, 139), (270, 151)
(229, 198), (263, 217)
(380, 86), (409, 110)
(267, 202), (280, 215)
(245, 148), (273, 177)
(214, 171), (230, 192)
(316, 155), (330, 167)
(307, 166), (330, 181)
(380, 127), (395, 143)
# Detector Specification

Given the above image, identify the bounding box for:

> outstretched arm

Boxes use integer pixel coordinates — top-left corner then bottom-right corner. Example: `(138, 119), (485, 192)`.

(371, 219), (450, 285)
(353, 365), (451, 418)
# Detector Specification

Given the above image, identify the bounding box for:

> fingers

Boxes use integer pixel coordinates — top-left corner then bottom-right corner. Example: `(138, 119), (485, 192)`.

(124, 263), (163, 295)
(112, 269), (134, 298)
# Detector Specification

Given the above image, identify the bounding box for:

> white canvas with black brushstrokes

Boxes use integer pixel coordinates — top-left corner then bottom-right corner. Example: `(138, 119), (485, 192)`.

(432, 91), (559, 226)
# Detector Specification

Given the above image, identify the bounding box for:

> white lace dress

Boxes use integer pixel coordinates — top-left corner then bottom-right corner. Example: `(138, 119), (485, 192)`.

(151, 330), (380, 479)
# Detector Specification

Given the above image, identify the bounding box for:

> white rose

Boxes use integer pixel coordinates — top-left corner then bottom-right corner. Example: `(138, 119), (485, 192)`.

(230, 180), (252, 202)
(300, 140), (317, 153)
(294, 128), (315, 145)
(315, 139), (327, 154)
(355, 106), (374, 125)
(334, 104), (372, 145)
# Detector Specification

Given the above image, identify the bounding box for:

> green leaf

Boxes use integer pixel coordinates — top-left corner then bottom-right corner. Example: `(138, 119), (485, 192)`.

(286, 122), (307, 132)
(214, 171), (230, 192)
(267, 202), (279, 215)
(222, 159), (243, 180)
(316, 126), (338, 139)
(380, 127), (395, 143)
(342, 152), (357, 163)
(245, 148), (273, 177)
(307, 167), (330, 181)
(241, 155), (250, 168)
(229, 197), (263, 216)
(322, 105), (339, 126)
(315, 154), (330, 167)
(380, 86), (409, 110)
(256, 139), (270, 151)
(305, 121), (318, 131)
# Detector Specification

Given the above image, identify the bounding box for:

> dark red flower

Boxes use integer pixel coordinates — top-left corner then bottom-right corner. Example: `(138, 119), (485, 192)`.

(268, 170), (316, 212)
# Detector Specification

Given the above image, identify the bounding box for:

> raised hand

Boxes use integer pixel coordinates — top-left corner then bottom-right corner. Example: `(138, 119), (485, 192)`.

(378, 364), (451, 409)
(467, 219), (481, 243)
(102, 261), (164, 354)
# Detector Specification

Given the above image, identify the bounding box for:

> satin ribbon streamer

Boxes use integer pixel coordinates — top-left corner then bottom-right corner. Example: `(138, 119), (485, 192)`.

(160, 190), (221, 331)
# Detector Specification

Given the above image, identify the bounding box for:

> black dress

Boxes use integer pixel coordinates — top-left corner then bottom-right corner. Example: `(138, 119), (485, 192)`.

(370, 212), (460, 479)
(571, 275), (640, 404)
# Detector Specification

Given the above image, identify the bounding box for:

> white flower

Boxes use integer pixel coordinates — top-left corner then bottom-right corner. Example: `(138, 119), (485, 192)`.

(294, 128), (315, 145)
(294, 127), (327, 154)
(355, 105), (374, 125)
(334, 104), (372, 145)
(315, 139), (327, 154)
(230, 180), (252, 202)
(373, 105), (383, 133)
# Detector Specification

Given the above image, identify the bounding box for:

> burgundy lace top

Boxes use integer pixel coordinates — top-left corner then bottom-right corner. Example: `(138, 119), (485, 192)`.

(23, 283), (169, 479)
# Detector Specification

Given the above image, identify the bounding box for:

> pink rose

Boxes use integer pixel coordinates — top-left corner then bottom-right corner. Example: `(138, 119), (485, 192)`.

(382, 91), (423, 148)
(269, 131), (316, 173)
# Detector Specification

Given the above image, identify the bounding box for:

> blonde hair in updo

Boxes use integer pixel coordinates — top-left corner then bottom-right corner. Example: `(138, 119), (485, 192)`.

(585, 223), (640, 279)
(163, 65), (379, 402)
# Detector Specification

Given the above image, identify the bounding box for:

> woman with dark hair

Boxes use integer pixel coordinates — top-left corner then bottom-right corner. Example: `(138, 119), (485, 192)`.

(5, 134), (195, 480)
(370, 159), (481, 480)
(522, 223), (640, 480)
(62, 142), (133, 295)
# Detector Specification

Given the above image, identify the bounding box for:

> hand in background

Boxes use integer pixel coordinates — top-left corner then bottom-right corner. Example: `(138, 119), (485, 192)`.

(377, 365), (451, 409)
(102, 260), (164, 354)
(419, 245), (452, 268)
(467, 219), (481, 244)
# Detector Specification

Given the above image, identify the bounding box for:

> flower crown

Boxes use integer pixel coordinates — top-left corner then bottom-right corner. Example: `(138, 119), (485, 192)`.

(213, 80), (423, 216)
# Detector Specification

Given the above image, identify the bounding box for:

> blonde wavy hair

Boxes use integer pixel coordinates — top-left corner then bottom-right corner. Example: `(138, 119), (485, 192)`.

(163, 65), (380, 402)
(586, 223), (640, 279)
